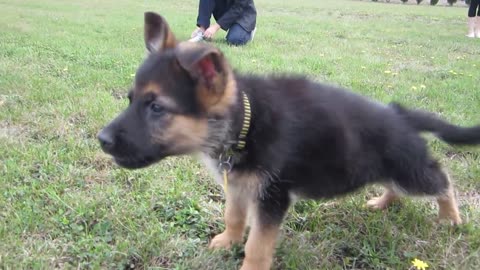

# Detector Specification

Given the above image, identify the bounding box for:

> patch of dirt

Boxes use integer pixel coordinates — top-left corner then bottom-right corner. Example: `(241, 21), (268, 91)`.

(11, 21), (32, 33)
(458, 190), (480, 208)
(82, 153), (116, 185)
(68, 111), (88, 126)
(110, 88), (128, 100)
(149, 256), (174, 269)
(52, 256), (74, 269)
(124, 254), (143, 269)
(76, 152), (114, 171)
(0, 120), (27, 140)
(445, 150), (479, 160)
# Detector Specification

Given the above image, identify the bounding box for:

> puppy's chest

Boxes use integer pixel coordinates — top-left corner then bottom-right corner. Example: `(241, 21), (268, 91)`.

(198, 153), (259, 189)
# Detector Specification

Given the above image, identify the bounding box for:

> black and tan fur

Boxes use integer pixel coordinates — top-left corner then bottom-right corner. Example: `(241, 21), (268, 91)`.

(98, 12), (480, 270)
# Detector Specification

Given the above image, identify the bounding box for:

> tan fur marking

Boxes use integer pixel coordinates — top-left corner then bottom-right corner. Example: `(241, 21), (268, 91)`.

(197, 68), (238, 115)
(241, 219), (279, 270)
(140, 81), (163, 96)
(436, 173), (462, 225)
(228, 171), (261, 192)
(163, 27), (177, 49)
(367, 186), (400, 210)
(152, 115), (208, 153)
(207, 71), (238, 115)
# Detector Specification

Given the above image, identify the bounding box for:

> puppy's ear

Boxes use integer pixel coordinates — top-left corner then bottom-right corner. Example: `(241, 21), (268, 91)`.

(175, 42), (231, 111)
(144, 12), (177, 53)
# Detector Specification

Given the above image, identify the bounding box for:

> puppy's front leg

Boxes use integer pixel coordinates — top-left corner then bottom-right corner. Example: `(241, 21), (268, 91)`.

(241, 190), (290, 270)
(209, 184), (248, 249)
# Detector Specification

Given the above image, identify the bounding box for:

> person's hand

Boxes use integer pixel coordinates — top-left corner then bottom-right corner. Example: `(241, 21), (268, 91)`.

(204, 24), (221, 39)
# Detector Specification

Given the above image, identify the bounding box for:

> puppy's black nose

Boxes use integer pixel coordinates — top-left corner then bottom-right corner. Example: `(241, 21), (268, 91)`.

(98, 128), (115, 152)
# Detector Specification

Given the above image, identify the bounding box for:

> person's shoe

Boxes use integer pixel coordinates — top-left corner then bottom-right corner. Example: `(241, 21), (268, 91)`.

(250, 27), (257, 42)
(466, 17), (475, 38)
(475, 17), (480, 38)
(189, 29), (205, 42)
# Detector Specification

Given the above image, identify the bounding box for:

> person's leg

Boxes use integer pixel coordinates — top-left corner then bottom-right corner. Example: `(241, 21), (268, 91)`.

(466, 0), (478, 38)
(472, 0), (480, 17)
(475, 0), (480, 37)
(196, 0), (216, 29)
(225, 24), (252, 46)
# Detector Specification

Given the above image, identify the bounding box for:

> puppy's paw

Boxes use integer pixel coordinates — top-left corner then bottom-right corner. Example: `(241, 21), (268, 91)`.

(209, 231), (242, 250)
(437, 211), (463, 226)
(366, 196), (390, 210)
(240, 258), (272, 270)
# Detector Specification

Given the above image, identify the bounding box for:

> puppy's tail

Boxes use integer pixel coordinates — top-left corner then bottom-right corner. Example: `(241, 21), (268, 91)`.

(390, 102), (480, 145)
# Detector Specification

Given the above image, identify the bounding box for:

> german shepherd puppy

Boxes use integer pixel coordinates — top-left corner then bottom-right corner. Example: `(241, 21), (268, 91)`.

(98, 12), (480, 270)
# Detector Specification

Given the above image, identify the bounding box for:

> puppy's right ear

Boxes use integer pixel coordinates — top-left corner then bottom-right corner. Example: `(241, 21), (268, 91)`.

(175, 42), (232, 113)
(144, 12), (177, 53)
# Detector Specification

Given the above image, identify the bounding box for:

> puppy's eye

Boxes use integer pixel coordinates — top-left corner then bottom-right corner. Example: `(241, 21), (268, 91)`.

(150, 103), (165, 114)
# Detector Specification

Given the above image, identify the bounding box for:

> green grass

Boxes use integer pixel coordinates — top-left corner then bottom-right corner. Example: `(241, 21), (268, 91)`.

(1, 0), (479, 269)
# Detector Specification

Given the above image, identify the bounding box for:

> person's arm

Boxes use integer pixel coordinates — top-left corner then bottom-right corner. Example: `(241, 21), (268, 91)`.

(216, 0), (250, 30)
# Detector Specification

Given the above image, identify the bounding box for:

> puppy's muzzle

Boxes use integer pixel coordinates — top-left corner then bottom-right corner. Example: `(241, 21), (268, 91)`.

(97, 128), (116, 154)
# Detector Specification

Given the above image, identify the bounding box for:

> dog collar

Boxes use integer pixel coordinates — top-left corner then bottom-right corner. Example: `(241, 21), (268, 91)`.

(218, 91), (251, 193)
(218, 91), (251, 171)
(235, 92), (251, 151)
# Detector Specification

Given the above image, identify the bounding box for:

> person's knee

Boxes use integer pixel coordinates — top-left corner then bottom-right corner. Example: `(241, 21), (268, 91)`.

(226, 35), (249, 46)
(468, 9), (476, 17)
(226, 24), (251, 46)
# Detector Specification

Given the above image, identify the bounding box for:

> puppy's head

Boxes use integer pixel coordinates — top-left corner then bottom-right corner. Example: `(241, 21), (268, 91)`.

(98, 12), (237, 169)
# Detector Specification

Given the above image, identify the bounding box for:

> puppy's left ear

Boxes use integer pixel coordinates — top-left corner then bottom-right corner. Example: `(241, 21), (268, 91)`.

(144, 12), (177, 53)
(175, 42), (231, 110)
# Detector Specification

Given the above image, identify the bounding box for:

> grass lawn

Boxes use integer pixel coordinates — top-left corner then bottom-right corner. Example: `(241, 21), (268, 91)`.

(1, 0), (479, 269)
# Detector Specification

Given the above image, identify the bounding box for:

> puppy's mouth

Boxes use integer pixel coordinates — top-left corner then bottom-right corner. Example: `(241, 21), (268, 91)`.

(113, 155), (161, 169)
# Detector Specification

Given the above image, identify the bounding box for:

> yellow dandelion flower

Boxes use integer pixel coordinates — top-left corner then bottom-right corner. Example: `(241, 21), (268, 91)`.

(449, 70), (457, 75)
(384, 70), (392, 74)
(412, 258), (429, 270)
(130, 73), (135, 77)
(361, 66), (366, 69)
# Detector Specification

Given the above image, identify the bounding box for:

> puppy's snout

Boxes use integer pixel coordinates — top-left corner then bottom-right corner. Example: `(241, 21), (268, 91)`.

(98, 128), (115, 152)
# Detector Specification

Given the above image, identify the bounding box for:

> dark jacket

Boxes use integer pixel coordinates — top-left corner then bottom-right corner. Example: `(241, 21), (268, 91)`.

(217, 0), (257, 32)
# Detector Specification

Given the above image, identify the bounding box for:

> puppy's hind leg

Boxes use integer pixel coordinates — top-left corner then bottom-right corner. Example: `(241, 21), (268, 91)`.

(435, 170), (462, 225)
(366, 184), (401, 210)
(394, 161), (462, 225)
